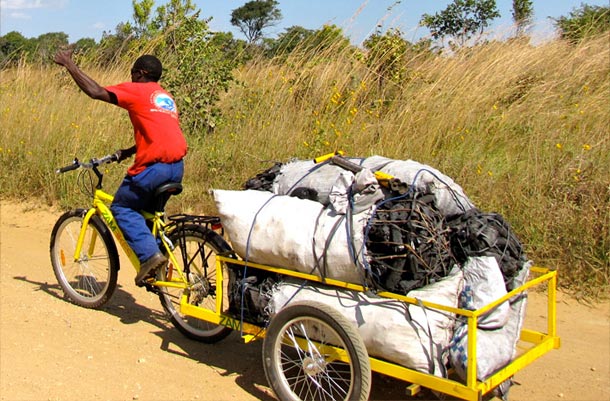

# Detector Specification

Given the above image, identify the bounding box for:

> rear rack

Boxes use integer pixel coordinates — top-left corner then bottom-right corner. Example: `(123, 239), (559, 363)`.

(167, 214), (223, 233)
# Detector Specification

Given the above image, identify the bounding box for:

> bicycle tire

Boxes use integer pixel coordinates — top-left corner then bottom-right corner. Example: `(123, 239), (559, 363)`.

(262, 301), (371, 401)
(157, 224), (233, 343)
(50, 210), (119, 308)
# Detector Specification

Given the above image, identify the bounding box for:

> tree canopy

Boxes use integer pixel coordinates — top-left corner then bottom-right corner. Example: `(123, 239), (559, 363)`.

(230, 0), (282, 44)
(512, 0), (534, 36)
(553, 4), (610, 43)
(420, 0), (500, 48)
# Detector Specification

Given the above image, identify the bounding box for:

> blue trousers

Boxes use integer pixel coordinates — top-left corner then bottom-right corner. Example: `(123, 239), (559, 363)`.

(111, 160), (184, 262)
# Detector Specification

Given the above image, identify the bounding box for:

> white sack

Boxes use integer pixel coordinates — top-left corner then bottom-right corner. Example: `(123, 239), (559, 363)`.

(272, 160), (350, 205)
(462, 256), (510, 330)
(213, 189), (370, 284)
(269, 267), (464, 376)
(449, 262), (530, 380)
(328, 168), (385, 214)
(360, 156), (475, 216)
(272, 156), (474, 216)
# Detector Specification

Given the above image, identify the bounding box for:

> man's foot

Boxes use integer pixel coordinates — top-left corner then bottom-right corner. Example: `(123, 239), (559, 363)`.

(135, 252), (167, 286)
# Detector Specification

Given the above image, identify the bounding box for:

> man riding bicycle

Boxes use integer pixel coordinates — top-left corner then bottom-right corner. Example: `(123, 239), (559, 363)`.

(54, 50), (187, 285)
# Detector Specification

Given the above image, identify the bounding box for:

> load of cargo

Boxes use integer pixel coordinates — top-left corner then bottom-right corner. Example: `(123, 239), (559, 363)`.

(213, 154), (530, 385)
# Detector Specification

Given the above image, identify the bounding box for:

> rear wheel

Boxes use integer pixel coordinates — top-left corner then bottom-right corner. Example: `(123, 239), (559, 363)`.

(50, 210), (119, 308)
(263, 301), (371, 401)
(157, 225), (233, 343)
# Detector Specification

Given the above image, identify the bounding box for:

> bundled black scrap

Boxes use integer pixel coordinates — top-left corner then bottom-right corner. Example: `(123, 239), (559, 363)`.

(366, 198), (527, 294)
(445, 208), (527, 291)
(243, 162), (282, 192)
(227, 262), (279, 325)
(366, 191), (456, 293)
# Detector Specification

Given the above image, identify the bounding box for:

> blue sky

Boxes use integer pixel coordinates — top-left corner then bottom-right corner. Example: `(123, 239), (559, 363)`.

(1, 0), (607, 45)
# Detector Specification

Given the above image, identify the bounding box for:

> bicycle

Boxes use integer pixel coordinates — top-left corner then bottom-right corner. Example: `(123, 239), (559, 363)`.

(49, 154), (233, 343)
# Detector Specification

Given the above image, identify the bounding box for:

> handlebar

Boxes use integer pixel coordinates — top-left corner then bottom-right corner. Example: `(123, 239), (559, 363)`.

(56, 154), (118, 174)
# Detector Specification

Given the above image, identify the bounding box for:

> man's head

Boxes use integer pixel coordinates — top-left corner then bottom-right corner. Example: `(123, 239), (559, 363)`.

(131, 55), (162, 82)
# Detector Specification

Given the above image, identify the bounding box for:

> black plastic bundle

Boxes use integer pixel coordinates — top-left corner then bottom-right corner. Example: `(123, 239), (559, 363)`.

(445, 208), (528, 291)
(243, 162), (282, 191)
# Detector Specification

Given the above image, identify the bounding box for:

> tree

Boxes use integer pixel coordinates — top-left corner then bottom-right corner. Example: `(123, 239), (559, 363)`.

(97, 22), (135, 66)
(363, 28), (411, 87)
(209, 31), (249, 64)
(158, 8), (238, 134)
(132, 0), (156, 39)
(151, 0), (198, 35)
(0, 31), (34, 65)
(420, 0), (500, 48)
(35, 32), (69, 63)
(512, 0), (533, 36)
(149, 0), (203, 53)
(553, 4), (610, 43)
(230, 0), (282, 44)
(264, 25), (315, 56)
(74, 38), (97, 54)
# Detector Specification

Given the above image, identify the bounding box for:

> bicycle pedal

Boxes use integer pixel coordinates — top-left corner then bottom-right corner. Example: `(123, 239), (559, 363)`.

(143, 282), (160, 294)
(135, 276), (156, 288)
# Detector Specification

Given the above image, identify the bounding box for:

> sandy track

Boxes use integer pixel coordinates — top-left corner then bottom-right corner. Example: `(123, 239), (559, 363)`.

(1, 200), (608, 401)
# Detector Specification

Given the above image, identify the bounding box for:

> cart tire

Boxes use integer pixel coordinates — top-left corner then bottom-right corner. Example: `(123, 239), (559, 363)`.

(263, 301), (371, 401)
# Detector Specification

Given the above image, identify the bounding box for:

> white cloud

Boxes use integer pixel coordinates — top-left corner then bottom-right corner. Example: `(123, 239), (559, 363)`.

(92, 22), (105, 30)
(8, 11), (31, 19)
(0, 0), (67, 10)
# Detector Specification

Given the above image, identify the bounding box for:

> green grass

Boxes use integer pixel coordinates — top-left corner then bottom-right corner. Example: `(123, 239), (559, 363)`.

(1, 35), (608, 297)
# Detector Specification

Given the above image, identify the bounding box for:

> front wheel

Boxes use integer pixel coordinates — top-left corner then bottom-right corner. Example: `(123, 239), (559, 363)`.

(263, 301), (371, 401)
(50, 210), (119, 308)
(157, 225), (233, 343)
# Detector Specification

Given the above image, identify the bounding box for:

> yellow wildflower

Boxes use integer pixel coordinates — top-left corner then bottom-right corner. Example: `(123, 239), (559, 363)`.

(582, 144), (591, 151)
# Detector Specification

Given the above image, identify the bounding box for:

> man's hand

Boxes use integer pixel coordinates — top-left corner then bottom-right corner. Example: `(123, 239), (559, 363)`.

(54, 49), (74, 67)
(114, 146), (136, 163)
(53, 49), (113, 103)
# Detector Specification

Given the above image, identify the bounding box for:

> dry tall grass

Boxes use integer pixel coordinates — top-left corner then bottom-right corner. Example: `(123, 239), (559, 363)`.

(1, 35), (608, 296)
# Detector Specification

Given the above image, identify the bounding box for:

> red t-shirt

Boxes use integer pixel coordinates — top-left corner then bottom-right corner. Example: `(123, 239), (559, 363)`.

(105, 82), (187, 176)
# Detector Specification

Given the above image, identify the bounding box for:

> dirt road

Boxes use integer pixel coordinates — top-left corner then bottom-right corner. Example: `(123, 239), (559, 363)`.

(1, 200), (608, 401)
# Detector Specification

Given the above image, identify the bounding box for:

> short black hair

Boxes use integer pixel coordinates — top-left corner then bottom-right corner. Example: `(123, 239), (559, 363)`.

(132, 55), (162, 81)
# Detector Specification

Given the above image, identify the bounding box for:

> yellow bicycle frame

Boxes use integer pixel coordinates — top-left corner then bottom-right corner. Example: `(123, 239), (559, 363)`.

(73, 187), (190, 290)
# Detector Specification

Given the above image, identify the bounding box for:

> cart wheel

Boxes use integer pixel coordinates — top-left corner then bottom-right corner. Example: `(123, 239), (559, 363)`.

(262, 301), (371, 401)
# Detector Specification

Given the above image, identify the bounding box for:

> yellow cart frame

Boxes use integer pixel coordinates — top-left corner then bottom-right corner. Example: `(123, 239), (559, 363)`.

(181, 256), (560, 401)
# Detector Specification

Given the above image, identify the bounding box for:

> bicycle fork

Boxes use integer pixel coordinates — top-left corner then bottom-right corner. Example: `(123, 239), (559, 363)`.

(73, 208), (100, 263)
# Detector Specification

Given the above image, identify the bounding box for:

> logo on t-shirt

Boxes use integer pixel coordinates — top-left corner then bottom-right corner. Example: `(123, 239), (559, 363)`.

(152, 91), (177, 115)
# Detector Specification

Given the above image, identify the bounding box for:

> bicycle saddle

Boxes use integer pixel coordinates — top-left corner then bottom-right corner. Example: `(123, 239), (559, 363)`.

(154, 182), (183, 212)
